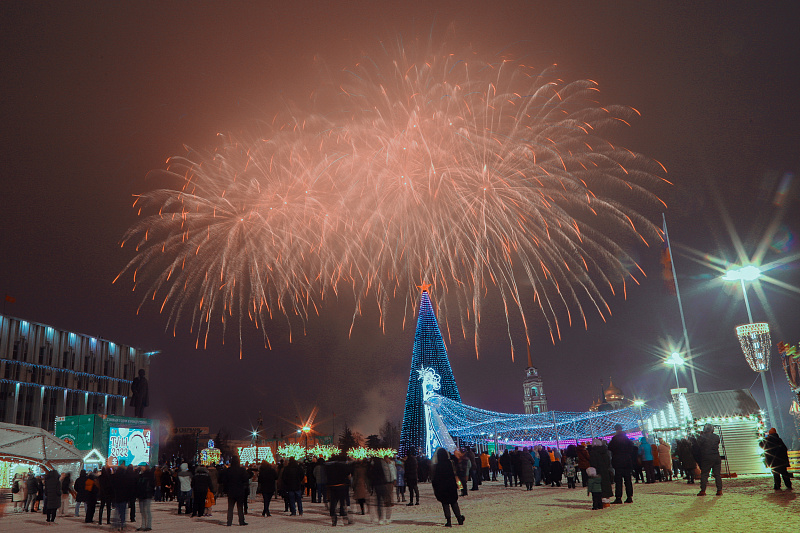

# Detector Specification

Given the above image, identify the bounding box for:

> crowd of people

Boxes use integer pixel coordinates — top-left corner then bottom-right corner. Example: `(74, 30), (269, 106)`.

(2, 425), (793, 527)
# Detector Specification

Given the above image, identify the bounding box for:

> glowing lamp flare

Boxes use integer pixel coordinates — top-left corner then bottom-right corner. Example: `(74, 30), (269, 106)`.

(722, 265), (761, 281)
(735, 323), (771, 372)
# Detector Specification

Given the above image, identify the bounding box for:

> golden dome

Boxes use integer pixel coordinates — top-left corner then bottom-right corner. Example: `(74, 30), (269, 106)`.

(604, 379), (624, 400)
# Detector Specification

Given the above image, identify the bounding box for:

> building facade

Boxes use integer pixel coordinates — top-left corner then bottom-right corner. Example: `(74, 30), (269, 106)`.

(0, 314), (152, 432)
(523, 366), (548, 414)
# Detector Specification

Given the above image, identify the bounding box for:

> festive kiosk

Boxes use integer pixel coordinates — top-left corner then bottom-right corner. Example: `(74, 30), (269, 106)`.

(0, 421), (82, 487)
(55, 414), (159, 467)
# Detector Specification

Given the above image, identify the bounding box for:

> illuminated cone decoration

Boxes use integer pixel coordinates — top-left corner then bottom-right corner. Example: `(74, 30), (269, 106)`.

(399, 290), (462, 457)
(735, 323), (771, 372)
(778, 341), (800, 404)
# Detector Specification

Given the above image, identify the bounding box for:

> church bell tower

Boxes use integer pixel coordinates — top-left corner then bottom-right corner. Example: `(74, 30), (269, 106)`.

(523, 347), (548, 414)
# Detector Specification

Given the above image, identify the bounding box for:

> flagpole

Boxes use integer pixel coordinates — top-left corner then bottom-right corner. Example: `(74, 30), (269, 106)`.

(663, 213), (698, 393)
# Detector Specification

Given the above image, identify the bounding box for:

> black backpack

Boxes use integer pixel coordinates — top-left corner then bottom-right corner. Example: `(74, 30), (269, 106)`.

(12, 480), (20, 493)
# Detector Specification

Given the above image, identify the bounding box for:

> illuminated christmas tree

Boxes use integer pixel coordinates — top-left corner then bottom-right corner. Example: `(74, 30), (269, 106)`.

(399, 288), (462, 457)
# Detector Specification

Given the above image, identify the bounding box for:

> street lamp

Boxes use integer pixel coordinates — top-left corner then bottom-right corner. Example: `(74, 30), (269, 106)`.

(632, 399), (646, 431)
(724, 265), (777, 431)
(252, 430), (259, 467)
(665, 352), (684, 388)
(302, 425), (311, 458)
(722, 265), (761, 322)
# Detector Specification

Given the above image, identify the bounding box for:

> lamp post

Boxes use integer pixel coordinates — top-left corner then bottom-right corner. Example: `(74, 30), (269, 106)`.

(302, 425), (311, 458)
(633, 399), (646, 432)
(665, 352), (684, 389)
(252, 430), (260, 466)
(724, 265), (776, 430)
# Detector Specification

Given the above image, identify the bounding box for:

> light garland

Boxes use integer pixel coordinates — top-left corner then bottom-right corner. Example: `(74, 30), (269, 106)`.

(307, 444), (339, 460)
(399, 291), (463, 458)
(276, 443), (307, 461)
(1, 359), (133, 385)
(238, 445), (275, 465)
(428, 393), (656, 446)
(735, 323), (771, 372)
(344, 447), (397, 460)
(778, 341), (800, 404)
(0, 378), (128, 400)
(200, 447), (221, 466)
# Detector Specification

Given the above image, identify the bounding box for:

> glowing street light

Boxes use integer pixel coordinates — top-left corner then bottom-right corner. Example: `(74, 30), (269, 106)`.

(722, 265), (761, 282)
(632, 398), (646, 430)
(302, 425), (312, 457)
(723, 264), (777, 431)
(664, 352), (684, 389)
(722, 265), (761, 323)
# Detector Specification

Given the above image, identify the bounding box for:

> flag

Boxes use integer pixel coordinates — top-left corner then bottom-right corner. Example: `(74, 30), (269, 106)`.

(4, 294), (15, 303)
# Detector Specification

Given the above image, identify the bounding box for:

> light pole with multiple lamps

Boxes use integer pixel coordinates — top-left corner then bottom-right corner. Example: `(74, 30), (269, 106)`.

(723, 265), (777, 431)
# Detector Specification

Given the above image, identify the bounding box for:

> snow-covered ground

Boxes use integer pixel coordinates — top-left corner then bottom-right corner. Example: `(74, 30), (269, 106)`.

(2, 474), (796, 532)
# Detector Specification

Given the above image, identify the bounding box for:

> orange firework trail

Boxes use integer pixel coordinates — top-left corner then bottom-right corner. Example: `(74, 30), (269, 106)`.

(118, 41), (669, 357)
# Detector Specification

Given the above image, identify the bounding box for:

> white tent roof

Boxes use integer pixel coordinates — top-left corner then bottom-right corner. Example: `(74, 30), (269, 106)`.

(0, 422), (82, 470)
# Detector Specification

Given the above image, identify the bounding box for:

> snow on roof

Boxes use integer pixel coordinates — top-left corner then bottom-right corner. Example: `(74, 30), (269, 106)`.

(0, 422), (82, 469)
(682, 389), (761, 420)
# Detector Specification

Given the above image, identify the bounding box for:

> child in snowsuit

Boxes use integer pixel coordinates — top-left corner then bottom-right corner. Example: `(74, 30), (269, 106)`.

(586, 467), (603, 510)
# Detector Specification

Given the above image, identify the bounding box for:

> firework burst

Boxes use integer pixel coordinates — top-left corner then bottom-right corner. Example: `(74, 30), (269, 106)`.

(118, 40), (670, 357)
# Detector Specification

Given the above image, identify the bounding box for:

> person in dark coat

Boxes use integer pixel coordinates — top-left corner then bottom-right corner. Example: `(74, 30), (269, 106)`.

(466, 448), (480, 491)
(676, 438), (697, 484)
(43, 469), (61, 523)
(550, 454), (563, 487)
(257, 462), (278, 517)
(538, 447), (552, 486)
(455, 451), (470, 496)
(136, 464), (156, 531)
(760, 428), (793, 490)
(404, 449), (420, 506)
(577, 444), (592, 487)
(420, 456), (431, 483)
(511, 449), (522, 487)
(83, 472), (99, 524)
(97, 467), (114, 525)
(607, 424), (635, 504)
(696, 424), (722, 496)
(112, 465), (136, 531)
(281, 457), (305, 516)
(190, 465), (213, 518)
(304, 459), (317, 502)
(519, 448), (535, 490)
(74, 470), (88, 517)
(126, 465), (138, 523)
(499, 450), (513, 487)
(589, 439), (613, 503)
(224, 457), (250, 526)
(24, 472), (38, 512)
(431, 449), (465, 527)
(325, 454), (353, 526)
(489, 452), (499, 481)
(368, 456), (392, 524)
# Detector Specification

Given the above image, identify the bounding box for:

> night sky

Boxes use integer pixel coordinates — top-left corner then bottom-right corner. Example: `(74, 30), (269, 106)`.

(2, 1), (798, 442)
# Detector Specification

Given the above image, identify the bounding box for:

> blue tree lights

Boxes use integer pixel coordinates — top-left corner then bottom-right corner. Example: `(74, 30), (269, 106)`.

(399, 290), (462, 457)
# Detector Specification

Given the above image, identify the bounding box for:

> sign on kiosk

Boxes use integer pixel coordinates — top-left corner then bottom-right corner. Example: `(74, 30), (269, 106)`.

(108, 427), (151, 466)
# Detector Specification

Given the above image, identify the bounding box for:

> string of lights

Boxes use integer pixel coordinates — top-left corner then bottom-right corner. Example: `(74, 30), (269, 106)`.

(428, 393), (657, 445)
(399, 290), (462, 457)
(0, 378), (129, 400)
(2, 359), (133, 385)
